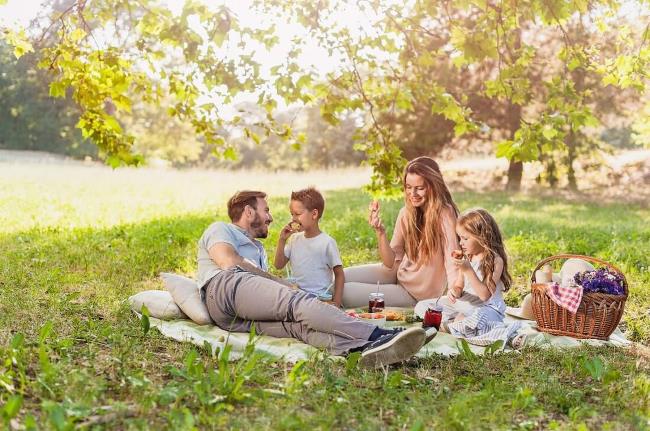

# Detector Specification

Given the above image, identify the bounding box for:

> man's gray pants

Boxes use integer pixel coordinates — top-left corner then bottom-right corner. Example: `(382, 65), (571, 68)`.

(204, 268), (375, 356)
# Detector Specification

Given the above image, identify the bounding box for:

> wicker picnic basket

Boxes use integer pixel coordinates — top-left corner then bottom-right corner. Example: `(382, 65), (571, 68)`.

(530, 254), (628, 340)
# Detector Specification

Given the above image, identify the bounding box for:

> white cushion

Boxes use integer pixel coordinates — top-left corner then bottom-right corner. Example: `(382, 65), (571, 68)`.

(161, 272), (212, 325)
(559, 258), (595, 286)
(128, 290), (186, 320)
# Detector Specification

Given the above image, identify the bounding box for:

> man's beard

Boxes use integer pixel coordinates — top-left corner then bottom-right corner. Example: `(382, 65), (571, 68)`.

(250, 213), (269, 238)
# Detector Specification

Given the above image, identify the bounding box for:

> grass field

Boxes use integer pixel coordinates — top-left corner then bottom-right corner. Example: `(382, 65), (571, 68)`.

(1, 163), (649, 430)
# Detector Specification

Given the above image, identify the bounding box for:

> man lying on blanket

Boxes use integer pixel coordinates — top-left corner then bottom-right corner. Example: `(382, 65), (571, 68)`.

(197, 190), (425, 368)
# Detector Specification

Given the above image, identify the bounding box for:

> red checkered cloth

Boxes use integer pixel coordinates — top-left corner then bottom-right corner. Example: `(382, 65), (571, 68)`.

(546, 282), (584, 313)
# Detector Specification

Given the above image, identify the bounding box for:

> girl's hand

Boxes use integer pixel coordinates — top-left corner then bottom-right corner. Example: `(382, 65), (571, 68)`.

(368, 201), (385, 233)
(447, 288), (458, 304)
(452, 256), (472, 273)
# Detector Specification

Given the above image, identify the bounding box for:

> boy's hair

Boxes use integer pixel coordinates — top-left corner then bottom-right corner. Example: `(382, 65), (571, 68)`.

(291, 187), (325, 219)
(457, 208), (512, 292)
(227, 190), (266, 222)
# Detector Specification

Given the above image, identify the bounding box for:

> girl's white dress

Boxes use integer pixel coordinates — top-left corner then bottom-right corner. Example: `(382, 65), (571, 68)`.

(443, 260), (520, 346)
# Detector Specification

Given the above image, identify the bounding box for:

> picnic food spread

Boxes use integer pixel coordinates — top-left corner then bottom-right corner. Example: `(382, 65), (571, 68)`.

(346, 308), (413, 322)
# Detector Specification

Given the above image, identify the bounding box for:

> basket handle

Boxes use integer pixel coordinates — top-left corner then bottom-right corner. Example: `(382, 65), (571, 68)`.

(530, 254), (627, 291)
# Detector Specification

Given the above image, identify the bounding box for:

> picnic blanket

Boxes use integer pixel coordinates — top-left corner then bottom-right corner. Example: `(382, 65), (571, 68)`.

(143, 310), (631, 363)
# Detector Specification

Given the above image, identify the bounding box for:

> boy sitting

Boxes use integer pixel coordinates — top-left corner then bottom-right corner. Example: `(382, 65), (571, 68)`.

(274, 187), (344, 307)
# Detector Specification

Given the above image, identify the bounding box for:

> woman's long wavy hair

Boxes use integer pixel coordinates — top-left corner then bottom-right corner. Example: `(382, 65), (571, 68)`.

(457, 208), (512, 292)
(402, 156), (459, 267)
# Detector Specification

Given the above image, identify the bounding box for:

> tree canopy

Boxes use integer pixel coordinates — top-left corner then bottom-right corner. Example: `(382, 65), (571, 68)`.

(1, 0), (649, 194)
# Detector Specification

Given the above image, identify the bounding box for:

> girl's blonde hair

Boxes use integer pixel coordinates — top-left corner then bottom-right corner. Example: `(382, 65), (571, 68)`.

(457, 208), (512, 292)
(402, 156), (459, 267)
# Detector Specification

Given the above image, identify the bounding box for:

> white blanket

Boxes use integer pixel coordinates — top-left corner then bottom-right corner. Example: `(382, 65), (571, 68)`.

(144, 313), (631, 363)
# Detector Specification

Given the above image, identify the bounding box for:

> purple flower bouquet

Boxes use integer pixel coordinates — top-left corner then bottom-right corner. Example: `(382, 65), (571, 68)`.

(574, 268), (626, 295)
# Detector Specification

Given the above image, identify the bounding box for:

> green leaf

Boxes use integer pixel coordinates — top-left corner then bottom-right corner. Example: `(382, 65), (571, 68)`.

(542, 127), (557, 140)
(140, 304), (150, 336)
(38, 321), (53, 343)
(2, 395), (22, 419)
(296, 74), (312, 89)
(345, 351), (361, 373)
(567, 57), (581, 71)
(68, 28), (86, 42)
(3, 29), (34, 59)
(485, 339), (504, 356)
(49, 82), (66, 98)
(104, 115), (123, 133)
(456, 338), (477, 360)
(410, 420), (425, 431)
(223, 146), (237, 160)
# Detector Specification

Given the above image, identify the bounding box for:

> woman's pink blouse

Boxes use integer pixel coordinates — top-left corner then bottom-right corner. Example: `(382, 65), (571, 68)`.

(388, 206), (460, 300)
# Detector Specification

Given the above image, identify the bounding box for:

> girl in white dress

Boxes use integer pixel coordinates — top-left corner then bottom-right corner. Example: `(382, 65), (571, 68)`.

(443, 208), (519, 345)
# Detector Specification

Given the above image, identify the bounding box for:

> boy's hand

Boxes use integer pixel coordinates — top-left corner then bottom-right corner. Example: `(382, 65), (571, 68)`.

(368, 201), (385, 233)
(279, 221), (298, 241)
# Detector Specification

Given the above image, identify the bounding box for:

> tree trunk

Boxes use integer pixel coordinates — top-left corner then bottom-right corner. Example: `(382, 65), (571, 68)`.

(505, 29), (523, 192)
(505, 101), (523, 191)
(506, 160), (523, 191)
(566, 129), (577, 191)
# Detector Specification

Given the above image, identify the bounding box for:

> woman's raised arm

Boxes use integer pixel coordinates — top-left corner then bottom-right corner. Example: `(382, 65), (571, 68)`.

(368, 201), (396, 268)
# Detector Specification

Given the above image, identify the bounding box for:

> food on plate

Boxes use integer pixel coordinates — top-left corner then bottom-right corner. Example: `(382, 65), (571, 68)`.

(358, 312), (386, 319)
(384, 310), (405, 321)
(345, 310), (359, 318)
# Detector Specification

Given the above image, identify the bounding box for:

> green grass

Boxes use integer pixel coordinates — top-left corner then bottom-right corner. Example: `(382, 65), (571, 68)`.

(1, 164), (649, 429)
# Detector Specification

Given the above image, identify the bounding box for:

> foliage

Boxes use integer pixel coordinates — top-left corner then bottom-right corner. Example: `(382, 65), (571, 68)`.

(121, 100), (206, 166)
(227, 104), (365, 170)
(0, 41), (97, 158)
(1, 1), (649, 193)
(262, 1), (650, 193)
(1, 0), (303, 167)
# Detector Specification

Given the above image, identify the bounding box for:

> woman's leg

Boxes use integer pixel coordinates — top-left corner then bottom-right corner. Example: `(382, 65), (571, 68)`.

(343, 263), (398, 284)
(342, 263), (413, 307)
(342, 282), (417, 308)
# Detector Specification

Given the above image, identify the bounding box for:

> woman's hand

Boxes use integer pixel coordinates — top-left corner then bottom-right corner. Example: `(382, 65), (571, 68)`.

(368, 200), (385, 233)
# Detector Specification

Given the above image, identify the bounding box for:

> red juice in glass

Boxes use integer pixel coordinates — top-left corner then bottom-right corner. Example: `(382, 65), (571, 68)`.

(423, 306), (442, 330)
(368, 292), (385, 312)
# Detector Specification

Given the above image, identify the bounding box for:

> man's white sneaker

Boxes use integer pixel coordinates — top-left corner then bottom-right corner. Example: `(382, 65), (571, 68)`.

(359, 326), (426, 369)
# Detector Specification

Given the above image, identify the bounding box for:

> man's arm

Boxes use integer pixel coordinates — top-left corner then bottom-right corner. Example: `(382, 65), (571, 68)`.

(208, 243), (296, 288)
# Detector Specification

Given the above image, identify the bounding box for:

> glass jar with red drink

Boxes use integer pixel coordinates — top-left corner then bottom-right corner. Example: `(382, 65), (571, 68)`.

(423, 305), (442, 330)
(368, 292), (385, 312)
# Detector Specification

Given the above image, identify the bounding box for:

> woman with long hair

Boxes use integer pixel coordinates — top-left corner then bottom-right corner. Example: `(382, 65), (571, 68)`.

(343, 156), (461, 306)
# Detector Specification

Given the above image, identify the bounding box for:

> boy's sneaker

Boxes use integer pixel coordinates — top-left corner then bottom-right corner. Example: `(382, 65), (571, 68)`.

(359, 326), (425, 369)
